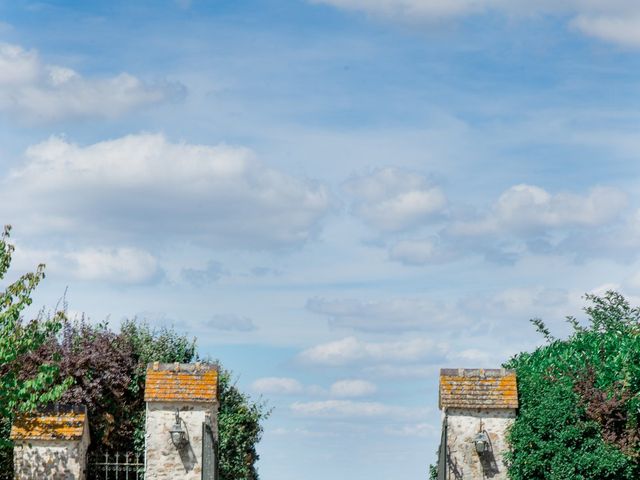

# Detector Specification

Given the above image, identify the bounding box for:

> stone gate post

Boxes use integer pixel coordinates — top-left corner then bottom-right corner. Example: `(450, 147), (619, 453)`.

(144, 362), (219, 480)
(438, 368), (518, 480)
(10, 404), (90, 480)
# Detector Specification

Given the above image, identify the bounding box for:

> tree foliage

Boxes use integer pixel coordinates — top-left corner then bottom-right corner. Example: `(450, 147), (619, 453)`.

(7, 314), (269, 478)
(0, 226), (69, 477)
(119, 318), (198, 453)
(0, 226), (269, 478)
(19, 318), (199, 453)
(218, 369), (270, 480)
(505, 291), (640, 479)
(0, 225), (68, 426)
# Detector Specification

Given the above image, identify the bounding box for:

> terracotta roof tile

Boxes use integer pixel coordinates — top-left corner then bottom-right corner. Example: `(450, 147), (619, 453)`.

(439, 368), (518, 410)
(144, 362), (218, 403)
(10, 405), (87, 441)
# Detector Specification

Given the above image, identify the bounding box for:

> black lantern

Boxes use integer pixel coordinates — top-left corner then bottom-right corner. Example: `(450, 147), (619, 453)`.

(473, 431), (490, 455)
(169, 409), (188, 448)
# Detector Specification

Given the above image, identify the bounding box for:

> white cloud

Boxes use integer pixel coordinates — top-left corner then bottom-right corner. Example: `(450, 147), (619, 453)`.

(0, 43), (39, 86)
(460, 287), (569, 317)
(383, 184), (629, 266)
(388, 237), (457, 266)
(66, 247), (160, 284)
(360, 349), (507, 380)
(554, 208), (640, 262)
(311, 0), (490, 21)
(311, 0), (640, 48)
(329, 379), (377, 397)
(291, 399), (426, 420)
(1, 133), (330, 250)
(9, 243), (58, 275)
(588, 283), (622, 297)
(299, 336), (448, 366)
(344, 177), (628, 266)
(450, 185), (627, 237)
(306, 296), (465, 332)
(252, 377), (304, 395)
(446, 348), (496, 366)
(7, 242), (159, 285)
(571, 14), (640, 48)
(182, 261), (228, 286)
(344, 168), (447, 232)
(0, 43), (181, 122)
(388, 238), (436, 265)
(626, 271), (640, 291)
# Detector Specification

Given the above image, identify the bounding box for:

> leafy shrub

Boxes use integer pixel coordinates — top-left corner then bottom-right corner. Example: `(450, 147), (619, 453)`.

(0, 226), (68, 478)
(505, 291), (640, 479)
(6, 316), (269, 478)
(218, 369), (271, 480)
(0, 226), (269, 478)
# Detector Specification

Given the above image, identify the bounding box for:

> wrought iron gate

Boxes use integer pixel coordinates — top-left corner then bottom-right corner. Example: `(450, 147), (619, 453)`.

(202, 416), (217, 480)
(88, 452), (144, 480)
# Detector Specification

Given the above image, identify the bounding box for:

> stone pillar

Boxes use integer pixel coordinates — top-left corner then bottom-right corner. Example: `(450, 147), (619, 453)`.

(10, 404), (90, 480)
(438, 368), (518, 480)
(144, 362), (219, 480)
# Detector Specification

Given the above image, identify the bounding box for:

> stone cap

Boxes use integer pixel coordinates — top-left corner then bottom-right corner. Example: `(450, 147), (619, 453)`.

(145, 362), (219, 403)
(439, 368), (518, 410)
(10, 404), (87, 441)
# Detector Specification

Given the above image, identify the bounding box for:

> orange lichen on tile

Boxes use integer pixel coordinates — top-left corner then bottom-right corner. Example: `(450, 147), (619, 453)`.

(10, 410), (86, 441)
(439, 368), (518, 410)
(144, 362), (218, 403)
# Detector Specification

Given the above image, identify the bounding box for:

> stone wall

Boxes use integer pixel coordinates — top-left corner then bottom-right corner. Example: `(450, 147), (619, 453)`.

(13, 434), (90, 480)
(144, 401), (218, 480)
(444, 408), (515, 480)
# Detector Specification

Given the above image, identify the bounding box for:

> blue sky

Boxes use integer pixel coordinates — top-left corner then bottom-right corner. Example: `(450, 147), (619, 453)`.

(2, 1), (640, 478)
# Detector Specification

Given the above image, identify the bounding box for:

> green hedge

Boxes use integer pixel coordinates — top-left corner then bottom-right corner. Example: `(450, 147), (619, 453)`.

(504, 292), (640, 479)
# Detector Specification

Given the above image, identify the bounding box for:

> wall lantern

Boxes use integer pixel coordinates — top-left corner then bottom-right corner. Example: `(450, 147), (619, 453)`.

(473, 430), (490, 455)
(169, 409), (188, 448)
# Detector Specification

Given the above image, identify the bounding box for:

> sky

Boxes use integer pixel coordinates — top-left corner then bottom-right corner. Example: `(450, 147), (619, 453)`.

(2, 0), (640, 478)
